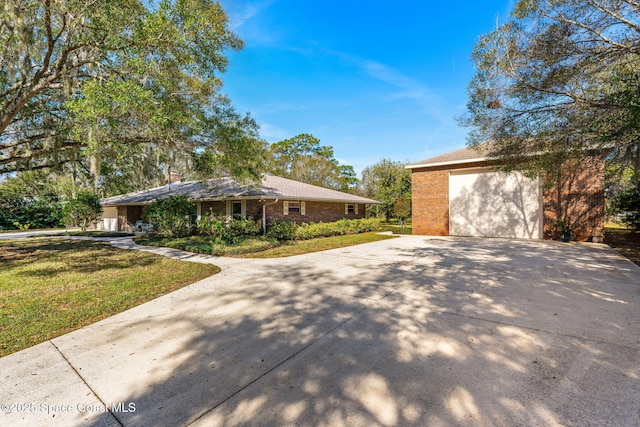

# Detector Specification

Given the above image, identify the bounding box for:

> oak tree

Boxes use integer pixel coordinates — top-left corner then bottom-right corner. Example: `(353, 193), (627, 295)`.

(1, 0), (266, 184)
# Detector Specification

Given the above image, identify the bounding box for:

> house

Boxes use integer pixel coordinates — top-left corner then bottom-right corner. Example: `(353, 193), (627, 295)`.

(406, 145), (605, 241)
(99, 175), (380, 232)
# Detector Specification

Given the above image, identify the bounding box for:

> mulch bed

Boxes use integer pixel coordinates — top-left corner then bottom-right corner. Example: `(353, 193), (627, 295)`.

(606, 230), (640, 267)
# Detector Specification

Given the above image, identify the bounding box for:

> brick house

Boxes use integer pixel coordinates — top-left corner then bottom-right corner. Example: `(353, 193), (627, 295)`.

(406, 145), (605, 241)
(99, 175), (379, 232)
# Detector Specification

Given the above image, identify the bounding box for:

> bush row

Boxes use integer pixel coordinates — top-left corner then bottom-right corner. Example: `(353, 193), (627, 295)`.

(267, 218), (380, 241)
(196, 213), (262, 244)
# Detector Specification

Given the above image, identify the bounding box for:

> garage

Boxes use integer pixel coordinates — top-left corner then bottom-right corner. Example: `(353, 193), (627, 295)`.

(448, 169), (542, 239)
(407, 144), (605, 241)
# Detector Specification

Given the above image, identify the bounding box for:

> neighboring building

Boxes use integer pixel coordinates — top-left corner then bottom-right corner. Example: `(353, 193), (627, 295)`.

(406, 144), (605, 241)
(99, 175), (379, 232)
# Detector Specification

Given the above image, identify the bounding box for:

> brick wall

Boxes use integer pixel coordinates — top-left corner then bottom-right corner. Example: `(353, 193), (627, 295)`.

(200, 201), (225, 215)
(411, 158), (605, 241)
(542, 156), (605, 241)
(265, 200), (366, 224)
(117, 205), (143, 231)
(411, 167), (450, 235)
(199, 199), (366, 224)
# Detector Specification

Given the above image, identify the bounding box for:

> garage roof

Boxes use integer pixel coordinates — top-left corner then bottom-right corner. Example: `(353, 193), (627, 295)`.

(406, 143), (492, 169)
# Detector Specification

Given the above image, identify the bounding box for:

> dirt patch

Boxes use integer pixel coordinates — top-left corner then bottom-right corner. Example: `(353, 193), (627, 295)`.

(606, 230), (640, 266)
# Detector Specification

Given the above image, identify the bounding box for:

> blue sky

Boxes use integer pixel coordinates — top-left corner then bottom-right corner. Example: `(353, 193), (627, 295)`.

(220, 1), (515, 175)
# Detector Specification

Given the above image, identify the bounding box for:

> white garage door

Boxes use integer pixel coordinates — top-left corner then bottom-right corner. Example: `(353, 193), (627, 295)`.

(449, 169), (542, 239)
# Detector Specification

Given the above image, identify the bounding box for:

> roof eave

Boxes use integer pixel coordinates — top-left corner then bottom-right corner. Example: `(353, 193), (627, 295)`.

(406, 157), (489, 170)
(102, 195), (381, 206)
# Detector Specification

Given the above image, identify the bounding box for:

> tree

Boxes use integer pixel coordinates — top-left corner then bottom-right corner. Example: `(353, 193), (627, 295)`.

(267, 134), (359, 191)
(63, 193), (102, 231)
(463, 0), (640, 186)
(393, 195), (411, 227)
(360, 159), (411, 220)
(144, 194), (196, 237)
(1, 0), (266, 184)
(0, 170), (68, 229)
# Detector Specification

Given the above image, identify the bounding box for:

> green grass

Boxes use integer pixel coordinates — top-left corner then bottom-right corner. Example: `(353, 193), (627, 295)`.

(239, 232), (398, 258)
(0, 238), (220, 357)
(60, 231), (134, 237)
(135, 235), (281, 256)
(135, 232), (398, 258)
(605, 222), (630, 231)
(378, 224), (413, 234)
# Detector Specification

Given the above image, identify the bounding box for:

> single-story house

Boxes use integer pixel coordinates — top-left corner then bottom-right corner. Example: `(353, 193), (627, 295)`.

(406, 145), (605, 241)
(99, 175), (380, 232)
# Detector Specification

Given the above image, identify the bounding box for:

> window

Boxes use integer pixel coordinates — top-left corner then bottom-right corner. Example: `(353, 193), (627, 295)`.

(284, 201), (305, 215)
(231, 201), (242, 216)
(288, 202), (301, 214)
(345, 203), (357, 214)
(226, 200), (246, 219)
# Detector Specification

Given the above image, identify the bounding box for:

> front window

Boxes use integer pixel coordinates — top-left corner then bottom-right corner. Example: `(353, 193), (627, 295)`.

(347, 204), (355, 214)
(231, 201), (242, 218)
(288, 202), (301, 214)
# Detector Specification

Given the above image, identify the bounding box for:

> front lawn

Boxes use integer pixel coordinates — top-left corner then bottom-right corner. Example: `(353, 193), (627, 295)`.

(378, 220), (412, 235)
(0, 238), (220, 357)
(236, 232), (398, 258)
(135, 232), (397, 258)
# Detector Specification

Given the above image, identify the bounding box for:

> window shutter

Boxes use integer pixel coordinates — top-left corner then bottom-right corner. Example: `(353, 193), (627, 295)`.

(355, 204), (359, 215)
(345, 203), (348, 215)
(241, 200), (247, 218)
(301, 201), (306, 215)
(226, 201), (232, 217)
(284, 201), (289, 215)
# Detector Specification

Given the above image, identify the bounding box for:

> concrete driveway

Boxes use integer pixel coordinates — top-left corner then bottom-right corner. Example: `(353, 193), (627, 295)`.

(2, 236), (639, 426)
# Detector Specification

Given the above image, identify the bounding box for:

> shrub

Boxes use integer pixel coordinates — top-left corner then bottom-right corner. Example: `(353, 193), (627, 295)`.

(63, 193), (102, 231)
(196, 213), (227, 241)
(612, 188), (640, 231)
(267, 220), (296, 241)
(144, 195), (196, 238)
(227, 218), (261, 243)
(294, 218), (380, 240)
(196, 213), (262, 243)
(0, 197), (64, 230)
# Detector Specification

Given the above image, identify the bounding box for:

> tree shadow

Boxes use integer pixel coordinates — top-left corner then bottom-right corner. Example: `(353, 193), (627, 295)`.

(449, 171), (541, 239)
(52, 238), (640, 426)
(1, 238), (158, 278)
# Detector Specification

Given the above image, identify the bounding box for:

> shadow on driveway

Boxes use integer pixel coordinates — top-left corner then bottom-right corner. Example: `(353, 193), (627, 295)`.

(15, 237), (640, 426)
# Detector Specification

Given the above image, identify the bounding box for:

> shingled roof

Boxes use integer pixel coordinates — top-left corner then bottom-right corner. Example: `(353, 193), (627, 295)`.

(406, 143), (492, 169)
(101, 175), (380, 206)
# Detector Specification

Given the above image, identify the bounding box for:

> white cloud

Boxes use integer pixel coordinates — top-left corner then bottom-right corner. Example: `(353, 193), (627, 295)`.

(224, 0), (277, 30)
(324, 49), (459, 127)
(257, 121), (289, 142)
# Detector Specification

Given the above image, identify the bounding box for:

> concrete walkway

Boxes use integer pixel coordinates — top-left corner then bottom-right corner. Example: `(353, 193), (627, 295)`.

(1, 236), (640, 426)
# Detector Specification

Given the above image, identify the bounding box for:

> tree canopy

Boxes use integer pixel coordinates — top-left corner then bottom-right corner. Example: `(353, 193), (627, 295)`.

(463, 0), (640, 187)
(267, 134), (359, 192)
(359, 159), (411, 220)
(0, 0), (266, 188)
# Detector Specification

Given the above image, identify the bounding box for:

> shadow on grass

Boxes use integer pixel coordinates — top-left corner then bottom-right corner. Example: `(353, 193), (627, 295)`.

(0, 238), (157, 277)
(57, 237), (640, 426)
